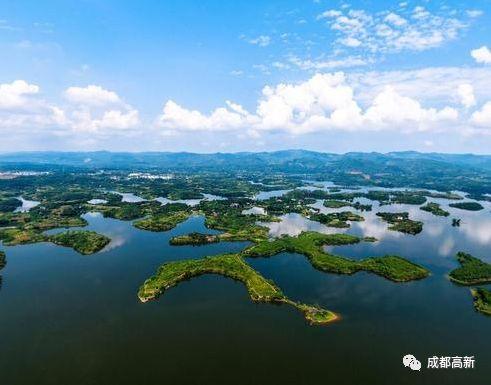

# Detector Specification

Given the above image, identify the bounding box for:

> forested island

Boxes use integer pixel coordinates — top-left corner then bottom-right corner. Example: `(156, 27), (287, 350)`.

(449, 202), (484, 211)
(420, 202), (450, 217)
(375, 212), (423, 235)
(138, 253), (337, 325)
(140, 231), (429, 324)
(49, 230), (111, 255)
(449, 252), (491, 285)
(0, 150), (490, 323)
(134, 211), (191, 232)
(471, 288), (491, 315)
(449, 252), (491, 315)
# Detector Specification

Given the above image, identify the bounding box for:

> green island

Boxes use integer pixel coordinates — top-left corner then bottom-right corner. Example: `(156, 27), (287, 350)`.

(448, 252), (491, 285)
(170, 232), (220, 246)
(449, 202), (484, 211)
(138, 253), (337, 325)
(243, 232), (429, 281)
(391, 194), (427, 205)
(309, 211), (364, 228)
(471, 288), (491, 316)
(420, 202), (450, 217)
(320, 190), (442, 206)
(198, 200), (272, 243)
(133, 211), (191, 231)
(4, 153), (490, 323)
(49, 230), (111, 255)
(323, 200), (351, 208)
(376, 212), (423, 235)
(141, 231), (429, 325)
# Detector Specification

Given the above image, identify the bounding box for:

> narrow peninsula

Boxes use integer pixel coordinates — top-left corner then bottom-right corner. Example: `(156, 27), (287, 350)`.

(138, 253), (338, 325)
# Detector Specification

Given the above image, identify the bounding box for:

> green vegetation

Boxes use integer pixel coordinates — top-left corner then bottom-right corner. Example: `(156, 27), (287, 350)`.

(0, 228), (47, 245)
(133, 211), (191, 232)
(323, 190), (462, 207)
(198, 200), (271, 242)
(142, 230), (428, 325)
(0, 250), (6, 270)
(49, 230), (111, 255)
(420, 202), (450, 217)
(138, 253), (337, 325)
(376, 212), (423, 235)
(471, 288), (491, 315)
(244, 232), (429, 282)
(0, 164), (448, 324)
(170, 232), (220, 246)
(323, 200), (351, 208)
(0, 198), (21, 212)
(449, 202), (484, 211)
(449, 252), (491, 285)
(309, 211), (364, 228)
(392, 194), (427, 205)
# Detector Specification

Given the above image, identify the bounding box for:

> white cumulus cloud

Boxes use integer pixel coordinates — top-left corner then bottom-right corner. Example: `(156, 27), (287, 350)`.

(471, 46), (491, 64)
(156, 100), (253, 131)
(457, 84), (476, 108)
(64, 85), (122, 106)
(156, 72), (460, 135)
(0, 80), (40, 110)
(470, 102), (491, 127)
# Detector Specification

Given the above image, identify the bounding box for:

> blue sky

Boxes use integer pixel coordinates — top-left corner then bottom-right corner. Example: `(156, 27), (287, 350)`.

(1, 0), (491, 153)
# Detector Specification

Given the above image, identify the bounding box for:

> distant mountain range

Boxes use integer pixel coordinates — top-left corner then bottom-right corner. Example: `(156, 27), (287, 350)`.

(1, 150), (490, 194)
(1, 149), (491, 171)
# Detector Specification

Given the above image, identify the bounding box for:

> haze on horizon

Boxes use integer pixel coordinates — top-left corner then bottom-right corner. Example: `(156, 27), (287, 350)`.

(1, 0), (491, 154)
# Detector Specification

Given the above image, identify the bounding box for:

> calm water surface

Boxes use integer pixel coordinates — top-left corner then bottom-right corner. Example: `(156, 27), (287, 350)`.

(0, 189), (490, 385)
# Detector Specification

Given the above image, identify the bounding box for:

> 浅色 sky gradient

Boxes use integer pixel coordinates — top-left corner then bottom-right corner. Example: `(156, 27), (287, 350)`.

(1, 0), (491, 153)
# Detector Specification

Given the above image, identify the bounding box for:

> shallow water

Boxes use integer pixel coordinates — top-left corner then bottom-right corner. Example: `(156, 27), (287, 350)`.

(0, 188), (490, 385)
(155, 193), (225, 207)
(14, 197), (40, 212)
(88, 198), (108, 205)
(112, 191), (146, 203)
(253, 189), (291, 200)
(242, 206), (266, 215)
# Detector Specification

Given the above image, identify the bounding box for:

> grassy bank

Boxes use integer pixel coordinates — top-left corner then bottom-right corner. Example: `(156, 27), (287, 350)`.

(138, 253), (337, 325)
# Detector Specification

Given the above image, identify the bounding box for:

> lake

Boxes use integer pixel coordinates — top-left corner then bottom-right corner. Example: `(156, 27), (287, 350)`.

(0, 190), (490, 385)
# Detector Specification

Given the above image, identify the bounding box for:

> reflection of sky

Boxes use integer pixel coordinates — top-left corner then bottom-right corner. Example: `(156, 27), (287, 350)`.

(242, 207), (266, 215)
(155, 197), (200, 206)
(14, 197), (40, 212)
(253, 189), (292, 201)
(100, 234), (126, 252)
(155, 193), (225, 207)
(88, 199), (108, 205)
(113, 192), (146, 203)
(259, 186), (491, 267)
(263, 213), (340, 237)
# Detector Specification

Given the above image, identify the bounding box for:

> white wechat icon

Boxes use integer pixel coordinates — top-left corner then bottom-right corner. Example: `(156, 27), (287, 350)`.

(403, 354), (422, 371)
